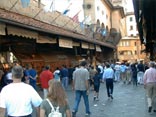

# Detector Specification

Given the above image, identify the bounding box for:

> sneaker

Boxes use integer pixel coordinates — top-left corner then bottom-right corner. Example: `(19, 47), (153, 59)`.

(148, 106), (152, 113)
(72, 111), (76, 117)
(110, 95), (113, 100)
(96, 97), (99, 101)
(85, 113), (91, 116)
(153, 110), (156, 112)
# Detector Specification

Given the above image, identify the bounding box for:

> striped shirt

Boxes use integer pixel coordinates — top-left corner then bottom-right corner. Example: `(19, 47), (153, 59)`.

(143, 67), (156, 84)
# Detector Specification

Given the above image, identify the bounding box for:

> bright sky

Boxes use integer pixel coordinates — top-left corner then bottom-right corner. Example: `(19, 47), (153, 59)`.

(126, 0), (134, 12)
(42, 0), (84, 21)
(41, 0), (134, 21)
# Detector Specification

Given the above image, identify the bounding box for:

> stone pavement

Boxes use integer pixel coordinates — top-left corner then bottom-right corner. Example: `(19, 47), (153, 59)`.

(34, 82), (156, 117)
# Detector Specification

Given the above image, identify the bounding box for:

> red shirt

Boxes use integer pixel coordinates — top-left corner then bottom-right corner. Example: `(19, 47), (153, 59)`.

(40, 70), (53, 88)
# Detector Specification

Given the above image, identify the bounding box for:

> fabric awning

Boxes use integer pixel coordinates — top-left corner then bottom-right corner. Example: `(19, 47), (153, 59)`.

(96, 45), (102, 52)
(0, 23), (6, 35)
(37, 35), (57, 43)
(7, 25), (38, 39)
(73, 41), (80, 46)
(89, 44), (95, 49)
(82, 42), (89, 49)
(59, 38), (73, 48)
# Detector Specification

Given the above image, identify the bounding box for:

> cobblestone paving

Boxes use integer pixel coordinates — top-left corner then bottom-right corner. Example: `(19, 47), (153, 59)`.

(34, 82), (156, 117)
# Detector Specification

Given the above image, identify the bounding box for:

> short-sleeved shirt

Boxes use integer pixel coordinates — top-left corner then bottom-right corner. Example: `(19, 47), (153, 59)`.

(0, 82), (42, 116)
(73, 67), (89, 90)
(40, 70), (53, 89)
(40, 99), (70, 117)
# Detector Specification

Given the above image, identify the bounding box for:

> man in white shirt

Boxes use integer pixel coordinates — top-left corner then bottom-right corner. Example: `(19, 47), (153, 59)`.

(0, 65), (42, 117)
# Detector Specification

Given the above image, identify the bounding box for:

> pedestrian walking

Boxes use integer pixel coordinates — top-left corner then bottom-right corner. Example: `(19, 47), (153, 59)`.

(137, 60), (145, 84)
(28, 64), (37, 90)
(72, 60), (91, 117)
(53, 67), (61, 82)
(60, 65), (69, 89)
(40, 65), (53, 99)
(89, 66), (96, 90)
(0, 65), (42, 117)
(93, 67), (102, 101)
(114, 62), (121, 82)
(131, 63), (138, 86)
(40, 80), (71, 117)
(102, 62), (115, 100)
(143, 61), (156, 113)
(120, 63), (127, 84)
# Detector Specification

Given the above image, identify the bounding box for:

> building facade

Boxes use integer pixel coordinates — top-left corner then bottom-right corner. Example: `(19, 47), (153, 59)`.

(0, 0), (125, 73)
(116, 11), (146, 62)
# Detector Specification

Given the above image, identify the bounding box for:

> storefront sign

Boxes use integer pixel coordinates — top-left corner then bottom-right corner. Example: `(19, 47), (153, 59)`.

(0, 23), (5, 35)
(82, 42), (89, 49)
(59, 38), (73, 48)
(73, 41), (80, 46)
(37, 35), (56, 43)
(89, 44), (95, 49)
(96, 45), (102, 52)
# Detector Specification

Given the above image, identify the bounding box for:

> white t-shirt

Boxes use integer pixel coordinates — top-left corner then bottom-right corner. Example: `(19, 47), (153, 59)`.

(0, 82), (42, 116)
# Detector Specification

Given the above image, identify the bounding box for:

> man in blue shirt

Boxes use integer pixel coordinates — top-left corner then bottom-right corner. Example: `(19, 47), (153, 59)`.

(103, 62), (115, 100)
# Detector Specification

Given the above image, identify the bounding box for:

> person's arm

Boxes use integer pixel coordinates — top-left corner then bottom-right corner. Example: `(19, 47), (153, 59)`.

(36, 107), (40, 117)
(66, 109), (71, 117)
(40, 108), (45, 117)
(0, 107), (6, 117)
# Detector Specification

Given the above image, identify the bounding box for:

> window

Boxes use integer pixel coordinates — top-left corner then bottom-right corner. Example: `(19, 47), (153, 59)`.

(130, 25), (133, 30)
(127, 51), (132, 55)
(126, 41), (129, 46)
(134, 51), (137, 55)
(134, 42), (137, 46)
(102, 10), (104, 15)
(131, 34), (134, 37)
(97, 6), (100, 11)
(106, 14), (108, 19)
(130, 17), (133, 21)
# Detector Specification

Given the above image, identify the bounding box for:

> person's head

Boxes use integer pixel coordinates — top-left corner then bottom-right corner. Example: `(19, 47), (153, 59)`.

(45, 65), (50, 70)
(149, 61), (155, 68)
(105, 62), (110, 68)
(96, 67), (101, 74)
(47, 80), (67, 106)
(80, 61), (87, 67)
(12, 65), (23, 79)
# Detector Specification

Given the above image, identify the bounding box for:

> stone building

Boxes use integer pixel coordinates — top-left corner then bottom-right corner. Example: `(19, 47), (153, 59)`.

(0, 0), (125, 73)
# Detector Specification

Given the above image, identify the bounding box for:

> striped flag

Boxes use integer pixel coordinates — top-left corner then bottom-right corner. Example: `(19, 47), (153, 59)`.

(72, 10), (81, 23)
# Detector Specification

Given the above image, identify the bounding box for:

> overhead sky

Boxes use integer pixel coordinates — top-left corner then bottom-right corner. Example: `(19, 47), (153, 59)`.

(42, 0), (84, 21)
(41, 0), (134, 22)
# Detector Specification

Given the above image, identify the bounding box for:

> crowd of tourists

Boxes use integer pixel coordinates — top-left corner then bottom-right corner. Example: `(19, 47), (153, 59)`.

(0, 60), (156, 117)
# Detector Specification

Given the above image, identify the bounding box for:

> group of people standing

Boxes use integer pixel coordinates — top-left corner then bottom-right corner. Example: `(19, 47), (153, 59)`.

(0, 64), (71, 117)
(0, 60), (156, 117)
(113, 60), (147, 86)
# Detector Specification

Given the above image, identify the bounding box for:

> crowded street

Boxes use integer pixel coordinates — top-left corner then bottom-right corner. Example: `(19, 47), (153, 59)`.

(0, 0), (156, 117)
(33, 82), (156, 117)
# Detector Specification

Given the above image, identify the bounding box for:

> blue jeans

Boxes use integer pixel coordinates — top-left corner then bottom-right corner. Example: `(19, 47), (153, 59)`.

(73, 90), (90, 114)
(61, 77), (68, 89)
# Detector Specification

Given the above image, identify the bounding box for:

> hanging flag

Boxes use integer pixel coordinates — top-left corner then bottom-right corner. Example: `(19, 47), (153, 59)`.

(80, 22), (85, 30)
(43, 0), (55, 12)
(72, 10), (81, 23)
(62, 2), (72, 15)
(63, 9), (70, 15)
(21, 0), (30, 8)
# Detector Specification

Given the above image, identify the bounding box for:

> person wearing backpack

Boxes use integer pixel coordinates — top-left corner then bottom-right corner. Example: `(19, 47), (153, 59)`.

(40, 80), (71, 117)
